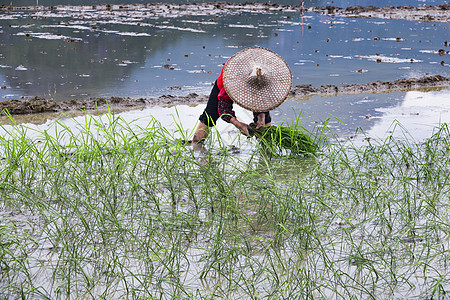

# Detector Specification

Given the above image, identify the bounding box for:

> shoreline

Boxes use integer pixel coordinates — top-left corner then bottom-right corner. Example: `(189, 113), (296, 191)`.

(0, 75), (449, 116)
(309, 4), (450, 23)
(290, 75), (450, 97)
(1, 3), (449, 117)
(1, 3), (449, 23)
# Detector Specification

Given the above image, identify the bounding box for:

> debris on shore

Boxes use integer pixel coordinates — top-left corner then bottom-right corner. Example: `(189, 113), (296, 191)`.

(1, 3), (449, 23)
(290, 75), (450, 97)
(0, 93), (208, 116)
(310, 4), (450, 23)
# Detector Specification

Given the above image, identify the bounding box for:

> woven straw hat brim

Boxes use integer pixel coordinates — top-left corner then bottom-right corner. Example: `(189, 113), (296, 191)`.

(223, 47), (292, 112)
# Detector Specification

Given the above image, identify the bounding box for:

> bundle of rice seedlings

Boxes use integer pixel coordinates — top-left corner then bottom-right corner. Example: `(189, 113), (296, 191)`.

(248, 122), (318, 156)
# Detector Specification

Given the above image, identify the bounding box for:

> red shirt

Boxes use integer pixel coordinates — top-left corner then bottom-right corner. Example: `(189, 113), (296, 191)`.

(216, 67), (235, 123)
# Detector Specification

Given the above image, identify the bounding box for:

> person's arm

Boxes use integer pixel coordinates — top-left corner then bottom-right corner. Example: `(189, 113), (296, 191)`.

(216, 67), (250, 136)
(218, 98), (250, 136)
(230, 117), (250, 136)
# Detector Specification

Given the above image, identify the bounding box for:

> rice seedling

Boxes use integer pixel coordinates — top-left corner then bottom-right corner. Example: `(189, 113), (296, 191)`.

(0, 110), (449, 299)
(248, 114), (319, 157)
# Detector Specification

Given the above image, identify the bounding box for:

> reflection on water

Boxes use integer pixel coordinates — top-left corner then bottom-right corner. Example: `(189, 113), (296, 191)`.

(5, 88), (450, 146)
(0, 4), (449, 101)
(281, 87), (450, 143)
(281, 87), (450, 141)
(367, 87), (450, 142)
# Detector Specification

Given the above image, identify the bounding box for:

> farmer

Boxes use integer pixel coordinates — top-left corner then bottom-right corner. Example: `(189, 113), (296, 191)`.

(191, 47), (292, 145)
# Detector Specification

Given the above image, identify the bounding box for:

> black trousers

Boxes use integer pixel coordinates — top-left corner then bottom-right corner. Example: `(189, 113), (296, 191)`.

(199, 81), (271, 127)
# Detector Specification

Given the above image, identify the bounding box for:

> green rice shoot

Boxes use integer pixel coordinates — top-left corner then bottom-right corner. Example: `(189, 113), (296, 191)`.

(0, 110), (449, 299)
(249, 122), (318, 156)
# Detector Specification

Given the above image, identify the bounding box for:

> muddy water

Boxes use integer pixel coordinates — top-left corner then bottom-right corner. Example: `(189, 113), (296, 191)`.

(1, 2), (449, 144)
(4, 87), (449, 148)
(283, 87), (450, 142)
(0, 4), (449, 101)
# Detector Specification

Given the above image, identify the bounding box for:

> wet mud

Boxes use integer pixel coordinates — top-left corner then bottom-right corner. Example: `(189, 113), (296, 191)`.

(1, 3), (449, 117)
(0, 93), (208, 116)
(0, 2), (300, 15)
(1, 3), (449, 23)
(290, 75), (450, 97)
(1, 75), (448, 116)
(310, 4), (450, 23)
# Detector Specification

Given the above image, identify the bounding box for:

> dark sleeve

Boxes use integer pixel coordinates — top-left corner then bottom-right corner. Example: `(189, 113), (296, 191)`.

(218, 97), (236, 123)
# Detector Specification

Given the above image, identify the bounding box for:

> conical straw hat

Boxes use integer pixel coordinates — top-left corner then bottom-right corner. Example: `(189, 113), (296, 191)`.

(222, 47), (292, 112)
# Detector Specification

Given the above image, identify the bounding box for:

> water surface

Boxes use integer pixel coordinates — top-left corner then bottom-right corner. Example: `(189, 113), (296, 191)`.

(7, 87), (449, 145)
(1, 5), (448, 101)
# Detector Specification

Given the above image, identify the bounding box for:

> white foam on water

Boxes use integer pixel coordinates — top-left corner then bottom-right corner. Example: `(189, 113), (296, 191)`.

(382, 37), (406, 41)
(182, 20), (217, 25)
(154, 25), (205, 33)
(16, 31), (82, 41)
(0, 15), (19, 20)
(116, 32), (151, 36)
(15, 65), (28, 71)
(41, 24), (92, 31)
(419, 49), (439, 54)
(228, 24), (258, 28)
(358, 55), (423, 64)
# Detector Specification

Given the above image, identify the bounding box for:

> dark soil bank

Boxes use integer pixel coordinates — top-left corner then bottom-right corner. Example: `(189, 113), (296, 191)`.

(0, 94), (208, 115)
(310, 4), (450, 23)
(2, 3), (449, 23)
(1, 75), (449, 116)
(290, 75), (450, 97)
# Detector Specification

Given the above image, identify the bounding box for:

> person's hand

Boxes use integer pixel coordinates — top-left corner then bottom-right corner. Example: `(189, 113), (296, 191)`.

(256, 113), (266, 129)
(236, 121), (250, 136)
(230, 118), (250, 136)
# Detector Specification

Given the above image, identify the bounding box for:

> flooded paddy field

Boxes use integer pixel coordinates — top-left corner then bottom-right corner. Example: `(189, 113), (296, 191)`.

(2, 86), (450, 143)
(1, 101), (450, 299)
(0, 1), (449, 101)
(1, 1), (450, 299)
(1, 89), (450, 298)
